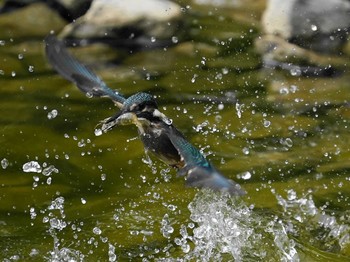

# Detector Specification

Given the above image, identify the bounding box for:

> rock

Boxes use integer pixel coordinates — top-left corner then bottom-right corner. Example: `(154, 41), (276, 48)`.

(0, 0), (92, 21)
(52, 0), (92, 21)
(261, 0), (350, 54)
(256, 0), (350, 76)
(59, 0), (184, 49)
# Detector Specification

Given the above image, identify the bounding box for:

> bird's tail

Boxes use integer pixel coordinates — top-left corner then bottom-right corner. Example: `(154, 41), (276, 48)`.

(184, 166), (246, 196)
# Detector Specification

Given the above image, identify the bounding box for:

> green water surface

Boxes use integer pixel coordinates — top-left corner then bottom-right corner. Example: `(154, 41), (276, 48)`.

(0, 1), (350, 261)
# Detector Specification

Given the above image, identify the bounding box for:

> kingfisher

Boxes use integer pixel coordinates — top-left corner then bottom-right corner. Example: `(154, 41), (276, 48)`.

(45, 35), (245, 196)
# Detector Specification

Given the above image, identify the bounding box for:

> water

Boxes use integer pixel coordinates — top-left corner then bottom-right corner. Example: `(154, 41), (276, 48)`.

(0, 0), (350, 261)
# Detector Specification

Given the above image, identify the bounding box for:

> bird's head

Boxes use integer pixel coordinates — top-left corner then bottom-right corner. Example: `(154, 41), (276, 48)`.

(122, 92), (158, 116)
(99, 92), (172, 132)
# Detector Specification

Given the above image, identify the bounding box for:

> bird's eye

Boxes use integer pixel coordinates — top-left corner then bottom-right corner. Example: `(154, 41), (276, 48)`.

(133, 103), (145, 112)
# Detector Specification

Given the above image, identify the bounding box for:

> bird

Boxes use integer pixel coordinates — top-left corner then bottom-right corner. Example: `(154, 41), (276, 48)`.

(44, 35), (246, 196)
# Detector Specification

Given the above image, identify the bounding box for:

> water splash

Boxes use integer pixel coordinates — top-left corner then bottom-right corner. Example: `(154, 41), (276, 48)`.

(1, 158), (9, 169)
(42, 165), (58, 176)
(160, 214), (174, 239)
(94, 128), (103, 136)
(23, 161), (42, 173)
(235, 102), (244, 118)
(275, 189), (350, 253)
(47, 109), (58, 119)
(42, 197), (84, 261)
(162, 190), (299, 261)
(47, 247), (84, 262)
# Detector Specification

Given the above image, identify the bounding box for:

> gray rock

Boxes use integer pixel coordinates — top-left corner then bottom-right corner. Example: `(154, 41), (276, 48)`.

(262, 0), (350, 54)
(59, 0), (183, 49)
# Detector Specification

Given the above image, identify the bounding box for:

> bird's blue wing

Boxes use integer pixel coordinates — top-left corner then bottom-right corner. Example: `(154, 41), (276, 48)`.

(167, 127), (246, 196)
(45, 35), (126, 107)
(167, 127), (209, 168)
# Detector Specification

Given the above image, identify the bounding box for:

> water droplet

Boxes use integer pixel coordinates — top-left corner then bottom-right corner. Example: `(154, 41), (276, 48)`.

(23, 161), (42, 173)
(235, 103), (243, 118)
(94, 128), (103, 136)
(311, 24), (318, 31)
(280, 138), (293, 147)
(171, 36), (178, 43)
(42, 165), (58, 176)
(290, 67), (301, 76)
(181, 243), (191, 253)
(0, 40), (5, 46)
(290, 85), (298, 93)
(47, 109), (58, 119)
(1, 158), (9, 169)
(287, 189), (297, 200)
(108, 244), (117, 261)
(86, 92), (93, 98)
(29, 207), (37, 220)
(77, 139), (86, 148)
(49, 217), (67, 230)
(263, 120), (271, 128)
(191, 74), (198, 83)
(11, 71), (16, 77)
(18, 53), (24, 60)
(215, 115), (222, 122)
(242, 147), (249, 155)
(28, 65), (34, 73)
(163, 117), (173, 125)
(279, 87), (289, 95)
(29, 248), (39, 257)
(222, 68), (229, 74)
(238, 171), (252, 180)
(93, 227), (102, 235)
(151, 36), (156, 42)
(167, 204), (177, 211)
(81, 198), (87, 204)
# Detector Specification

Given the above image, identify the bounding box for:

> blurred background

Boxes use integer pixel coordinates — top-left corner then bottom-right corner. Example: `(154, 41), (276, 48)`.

(0, 0), (350, 261)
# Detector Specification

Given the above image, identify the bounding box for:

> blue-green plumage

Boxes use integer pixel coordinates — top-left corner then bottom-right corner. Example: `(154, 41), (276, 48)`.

(45, 35), (245, 196)
(45, 35), (126, 106)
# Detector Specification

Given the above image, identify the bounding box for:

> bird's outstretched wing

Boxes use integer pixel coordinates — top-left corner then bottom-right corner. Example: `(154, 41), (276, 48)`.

(45, 35), (126, 107)
(167, 126), (246, 196)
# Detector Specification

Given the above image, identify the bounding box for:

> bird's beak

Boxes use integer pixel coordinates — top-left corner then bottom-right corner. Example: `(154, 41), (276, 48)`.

(97, 112), (138, 134)
(113, 112), (139, 126)
(153, 109), (173, 125)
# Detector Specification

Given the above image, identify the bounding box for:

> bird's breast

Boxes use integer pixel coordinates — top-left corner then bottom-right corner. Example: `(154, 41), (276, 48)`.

(139, 126), (182, 167)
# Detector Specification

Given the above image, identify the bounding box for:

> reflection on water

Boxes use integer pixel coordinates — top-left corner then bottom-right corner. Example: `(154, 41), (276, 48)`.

(0, 0), (350, 261)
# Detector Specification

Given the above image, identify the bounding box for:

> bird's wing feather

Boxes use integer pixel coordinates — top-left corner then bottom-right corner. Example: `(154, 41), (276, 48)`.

(166, 126), (209, 168)
(45, 35), (125, 107)
(166, 126), (245, 196)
